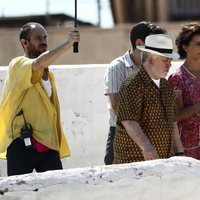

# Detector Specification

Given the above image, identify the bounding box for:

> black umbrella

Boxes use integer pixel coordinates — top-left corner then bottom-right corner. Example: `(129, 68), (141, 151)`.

(73, 0), (79, 53)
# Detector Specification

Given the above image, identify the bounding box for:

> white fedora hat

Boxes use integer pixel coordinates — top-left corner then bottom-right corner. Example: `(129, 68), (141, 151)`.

(137, 34), (180, 60)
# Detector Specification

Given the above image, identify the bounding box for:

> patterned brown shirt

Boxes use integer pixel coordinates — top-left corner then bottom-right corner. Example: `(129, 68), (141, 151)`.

(113, 67), (175, 164)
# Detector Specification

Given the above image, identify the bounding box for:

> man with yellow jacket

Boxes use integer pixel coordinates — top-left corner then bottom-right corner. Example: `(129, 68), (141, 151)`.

(0, 22), (80, 176)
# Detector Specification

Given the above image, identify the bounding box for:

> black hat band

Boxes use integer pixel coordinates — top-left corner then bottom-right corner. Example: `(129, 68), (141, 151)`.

(145, 45), (173, 54)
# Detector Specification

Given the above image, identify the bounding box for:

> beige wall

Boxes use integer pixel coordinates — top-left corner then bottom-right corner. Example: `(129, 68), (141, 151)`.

(0, 22), (185, 66)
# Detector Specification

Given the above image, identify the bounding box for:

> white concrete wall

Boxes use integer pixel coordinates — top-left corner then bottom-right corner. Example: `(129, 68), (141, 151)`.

(0, 62), (183, 176)
(0, 157), (200, 200)
(0, 64), (110, 176)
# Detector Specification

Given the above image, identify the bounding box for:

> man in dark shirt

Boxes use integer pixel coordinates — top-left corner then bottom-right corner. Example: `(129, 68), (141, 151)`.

(113, 34), (184, 163)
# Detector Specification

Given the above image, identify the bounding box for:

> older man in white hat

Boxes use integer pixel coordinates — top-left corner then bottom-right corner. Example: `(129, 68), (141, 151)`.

(113, 34), (184, 164)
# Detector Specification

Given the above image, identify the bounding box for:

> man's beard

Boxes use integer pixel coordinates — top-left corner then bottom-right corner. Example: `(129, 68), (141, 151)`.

(27, 49), (45, 58)
(27, 44), (47, 58)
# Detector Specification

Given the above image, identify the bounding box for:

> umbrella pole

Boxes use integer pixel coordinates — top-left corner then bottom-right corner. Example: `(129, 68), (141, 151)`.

(73, 0), (79, 53)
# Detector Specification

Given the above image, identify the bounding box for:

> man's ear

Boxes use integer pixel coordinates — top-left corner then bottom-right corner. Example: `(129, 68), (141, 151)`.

(135, 38), (144, 46)
(20, 39), (27, 47)
(147, 55), (153, 64)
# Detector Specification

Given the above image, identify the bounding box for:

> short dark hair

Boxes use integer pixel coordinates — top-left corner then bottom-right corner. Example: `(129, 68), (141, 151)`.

(130, 21), (166, 50)
(176, 22), (200, 59)
(19, 22), (43, 40)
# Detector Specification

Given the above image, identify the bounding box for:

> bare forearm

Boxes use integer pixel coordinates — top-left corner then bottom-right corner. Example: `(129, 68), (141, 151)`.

(32, 27), (79, 72)
(176, 104), (199, 122)
(122, 121), (150, 150)
(172, 122), (184, 154)
(108, 93), (118, 114)
(122, 120), (159, 160)
(33, 41), (72, 71)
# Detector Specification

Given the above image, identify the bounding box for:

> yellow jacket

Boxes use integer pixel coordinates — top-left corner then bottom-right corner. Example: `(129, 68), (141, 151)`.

(0, 56), (70, 159)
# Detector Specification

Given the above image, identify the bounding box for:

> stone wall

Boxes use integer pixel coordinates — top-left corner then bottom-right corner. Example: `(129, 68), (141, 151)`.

(0, 157), (200, 200)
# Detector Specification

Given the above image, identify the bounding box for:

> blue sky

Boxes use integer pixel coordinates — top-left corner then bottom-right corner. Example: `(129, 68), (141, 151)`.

(0, 0), (114, 28)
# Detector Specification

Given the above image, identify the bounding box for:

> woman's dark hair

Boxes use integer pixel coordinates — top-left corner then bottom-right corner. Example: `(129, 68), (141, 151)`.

(176, 22), (200, 59)
(130, 21), (166, 50)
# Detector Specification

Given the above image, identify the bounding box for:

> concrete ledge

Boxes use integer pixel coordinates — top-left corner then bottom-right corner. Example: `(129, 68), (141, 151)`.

(0, 157), (200, 200)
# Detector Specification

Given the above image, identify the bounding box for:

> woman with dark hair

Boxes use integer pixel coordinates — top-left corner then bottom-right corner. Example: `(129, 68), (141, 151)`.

(168, 22), (200, 159)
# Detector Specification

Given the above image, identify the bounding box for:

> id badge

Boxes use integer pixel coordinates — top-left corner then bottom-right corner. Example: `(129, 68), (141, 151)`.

(24, 137), (32, 148)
